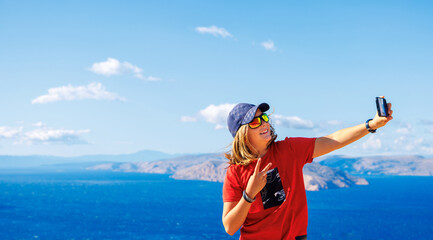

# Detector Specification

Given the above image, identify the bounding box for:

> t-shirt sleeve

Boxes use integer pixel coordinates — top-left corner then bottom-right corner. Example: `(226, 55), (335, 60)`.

(285, 137), (317, 165)
(222, 166), (243, 202)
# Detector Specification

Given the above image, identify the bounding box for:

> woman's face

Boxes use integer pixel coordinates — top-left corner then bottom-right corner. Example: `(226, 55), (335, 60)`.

(247, 109), (272, 148)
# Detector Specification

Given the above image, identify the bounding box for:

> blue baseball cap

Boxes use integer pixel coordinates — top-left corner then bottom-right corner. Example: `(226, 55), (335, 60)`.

(227, 103), (270, 137)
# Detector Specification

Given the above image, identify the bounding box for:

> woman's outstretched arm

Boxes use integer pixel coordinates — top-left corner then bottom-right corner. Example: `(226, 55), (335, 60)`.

(313, 103), (393, 158)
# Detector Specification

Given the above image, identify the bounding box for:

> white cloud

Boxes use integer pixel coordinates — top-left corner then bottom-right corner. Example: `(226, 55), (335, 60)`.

(32, 122), (45, 128)
(395, 123), (412, 134)
(420, 146), (433, 154)
(404, 138), (423, 151)
(183, 104), (318, 131)
(195, 25), (233, 38)
(20, 128), (91, 145)
(362, 135), (382, 150)
(180, 116), (197, 122)
(261, 40), (276, 51)
(394, 136), (406, 145)
(89, 58), (161, 80)
(123, 62), (146, 79)
(90, 58), (140, 77)
(0, 123), (91, 145)
(181, 103), (236, 129)
(0, 126), (22, 138)
(391, 135), (432, 153)
(147, 76), (161, 81)
(32, 82), (126, 104)
(215, 124), (225, 130)
(90, 58), (123, 76)
(273, 115), (314, 129)
(199, 103), (236, 125)
(326, 120), (343, 126)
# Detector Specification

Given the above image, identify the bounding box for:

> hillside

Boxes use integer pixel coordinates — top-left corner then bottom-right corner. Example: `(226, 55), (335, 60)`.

(87, 153), (368, 191)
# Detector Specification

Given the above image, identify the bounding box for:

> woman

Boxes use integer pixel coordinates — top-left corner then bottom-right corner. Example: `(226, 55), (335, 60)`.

(222, 102), (393, 240)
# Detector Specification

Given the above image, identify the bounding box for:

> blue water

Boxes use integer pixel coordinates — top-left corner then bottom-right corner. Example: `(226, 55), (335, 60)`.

(0, 172), (432, 240)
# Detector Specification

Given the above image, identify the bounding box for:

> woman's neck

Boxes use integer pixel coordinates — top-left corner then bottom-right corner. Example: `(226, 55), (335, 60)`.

(255, 144), (269, 158)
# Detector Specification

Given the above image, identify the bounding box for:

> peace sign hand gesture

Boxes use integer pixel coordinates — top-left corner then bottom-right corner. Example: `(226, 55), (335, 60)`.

(245, 158), (272, 200)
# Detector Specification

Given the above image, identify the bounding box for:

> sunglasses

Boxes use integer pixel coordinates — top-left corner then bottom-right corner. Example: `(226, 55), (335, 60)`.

(248, 113), (269, 129)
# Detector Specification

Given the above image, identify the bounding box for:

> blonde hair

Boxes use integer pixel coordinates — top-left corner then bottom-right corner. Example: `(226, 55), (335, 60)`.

(224, 123), (277, 166)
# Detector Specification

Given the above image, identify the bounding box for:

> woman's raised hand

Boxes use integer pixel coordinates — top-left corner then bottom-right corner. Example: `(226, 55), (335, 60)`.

(371, 102), (394, 129)
(245, 158), (272, 200)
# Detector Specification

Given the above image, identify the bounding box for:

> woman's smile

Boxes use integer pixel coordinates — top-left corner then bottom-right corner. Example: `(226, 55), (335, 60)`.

(258, 126), (271, 140)
(260, 129), (269, 135)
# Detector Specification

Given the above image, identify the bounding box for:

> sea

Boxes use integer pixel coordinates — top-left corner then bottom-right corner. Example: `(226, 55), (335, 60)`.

(0, 171), (432, 240)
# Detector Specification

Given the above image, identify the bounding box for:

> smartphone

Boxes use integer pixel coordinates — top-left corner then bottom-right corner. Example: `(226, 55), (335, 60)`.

(376, 96), (388, 117)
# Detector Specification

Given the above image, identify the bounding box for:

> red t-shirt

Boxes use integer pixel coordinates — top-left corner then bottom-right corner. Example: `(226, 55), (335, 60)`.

(223, 137), (316, 240)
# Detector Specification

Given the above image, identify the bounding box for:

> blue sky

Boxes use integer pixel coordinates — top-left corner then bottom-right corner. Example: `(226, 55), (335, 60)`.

(0, 0), (432, 157)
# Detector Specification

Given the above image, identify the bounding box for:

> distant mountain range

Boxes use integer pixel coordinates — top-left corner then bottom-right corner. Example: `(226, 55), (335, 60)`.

(0, 150), (177, 169)
(84, 153), (433, 190)
(86, 153), (369, 191)
(2, 150), (432, 191)
(315, 155), (433, 176)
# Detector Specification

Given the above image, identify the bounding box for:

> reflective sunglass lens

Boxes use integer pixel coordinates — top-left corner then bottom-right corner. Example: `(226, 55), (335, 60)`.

(249, 118), (261, 128)
(248, 113), (270, 129)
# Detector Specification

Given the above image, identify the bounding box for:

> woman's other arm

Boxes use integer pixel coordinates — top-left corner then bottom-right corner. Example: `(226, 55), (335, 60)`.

(222, 158), (271, 235)
(313, 103), (393, 158)
(222, 200), (252, 235)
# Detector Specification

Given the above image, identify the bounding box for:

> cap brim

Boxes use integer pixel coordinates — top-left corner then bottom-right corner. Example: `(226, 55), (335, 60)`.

(258, 103), (270, 113)
(241, 103), (270, 125)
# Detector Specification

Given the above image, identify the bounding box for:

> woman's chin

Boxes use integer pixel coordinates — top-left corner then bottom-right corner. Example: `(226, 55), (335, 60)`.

(260, 133), (272, 141)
